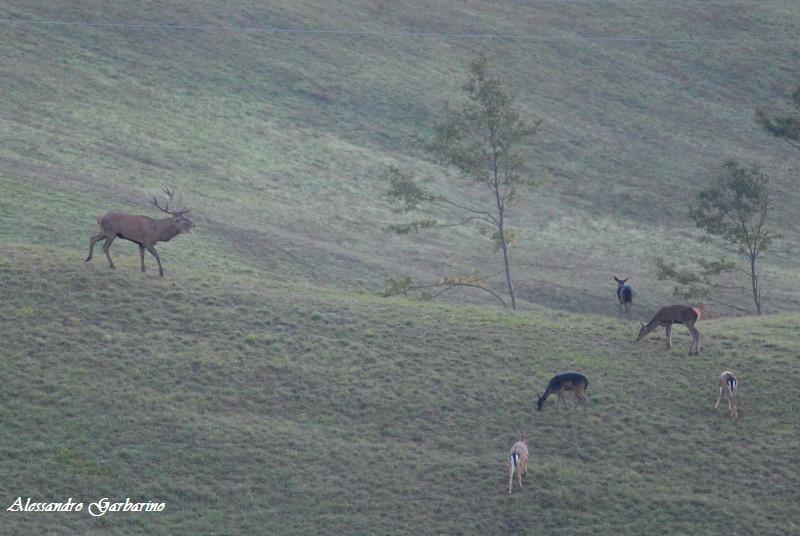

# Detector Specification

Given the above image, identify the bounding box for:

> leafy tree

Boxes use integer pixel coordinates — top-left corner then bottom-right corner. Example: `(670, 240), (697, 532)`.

(689, 159), (779, 315)
(755, 86), (800, 148)
(654, 256), (746, 313)
(386, 53), (540, 309)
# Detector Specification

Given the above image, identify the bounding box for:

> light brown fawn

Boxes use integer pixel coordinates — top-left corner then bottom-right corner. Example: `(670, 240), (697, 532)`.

(86, 187), (194, 277)
(507, 435), (529, 494)
(715, 371), (738, 419)
(636, 305), (701, 355)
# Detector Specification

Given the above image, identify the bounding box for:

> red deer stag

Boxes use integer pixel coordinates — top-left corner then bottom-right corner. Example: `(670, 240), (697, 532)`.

(507, 434), (529, 494)
(536, 371), (589, 411)
(715, 371), (738, 419)
(635, 305), (701, 355)
(85, 187), (194, 277)
(614, 276), (634, 320)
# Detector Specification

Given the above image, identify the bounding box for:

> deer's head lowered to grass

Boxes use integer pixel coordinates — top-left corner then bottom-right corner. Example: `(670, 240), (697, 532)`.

(85, 187), (194, 277)
(635, 305), (701, 355)
(536, 371), (589, 411)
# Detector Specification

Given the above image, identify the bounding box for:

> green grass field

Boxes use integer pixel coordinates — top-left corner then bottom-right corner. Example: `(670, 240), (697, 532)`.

(1, 1), (799, 534)
(2, 244), (799, 534)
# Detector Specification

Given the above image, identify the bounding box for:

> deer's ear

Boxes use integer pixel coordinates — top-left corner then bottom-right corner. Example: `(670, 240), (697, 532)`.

(614, 277), (620, 282)
(639, 322), (645, 328)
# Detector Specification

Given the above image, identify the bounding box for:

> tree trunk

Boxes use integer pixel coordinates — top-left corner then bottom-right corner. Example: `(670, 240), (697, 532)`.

(750, 254), (761, 315)
(497, 215), (517, 310)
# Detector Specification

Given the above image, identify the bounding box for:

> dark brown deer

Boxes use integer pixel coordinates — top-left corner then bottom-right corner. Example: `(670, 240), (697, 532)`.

(85, 187), (194, 277)
(536, 371), (589, 411)
(635, 305), (701, 355)
(614, 276), (634, 320)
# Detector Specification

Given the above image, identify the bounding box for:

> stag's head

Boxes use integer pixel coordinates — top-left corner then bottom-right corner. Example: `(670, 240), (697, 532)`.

(536, 392), (545, 411)
(151, 186), (194, 234)
(172, 212), (195, 234)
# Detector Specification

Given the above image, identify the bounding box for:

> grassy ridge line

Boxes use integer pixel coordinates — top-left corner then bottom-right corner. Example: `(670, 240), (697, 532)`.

(1, 243), (798, 534)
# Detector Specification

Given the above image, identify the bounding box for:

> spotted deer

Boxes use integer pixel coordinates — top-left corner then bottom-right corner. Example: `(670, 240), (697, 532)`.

(536, 371), (589, 411)
(715, 371), (738, 419)
(86, 187), (194, 277)
(614, 276), (634, 320)
(635, 305), (701, 355)
(507, 435), (529, 494)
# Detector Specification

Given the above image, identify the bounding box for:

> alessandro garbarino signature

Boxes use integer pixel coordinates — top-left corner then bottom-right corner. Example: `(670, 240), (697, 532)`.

(6, 497), (166, 517)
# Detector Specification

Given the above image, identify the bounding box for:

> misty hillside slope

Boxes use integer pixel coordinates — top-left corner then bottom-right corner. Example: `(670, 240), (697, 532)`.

(1, 0), (799, 315)
(1, 243), (799, 534)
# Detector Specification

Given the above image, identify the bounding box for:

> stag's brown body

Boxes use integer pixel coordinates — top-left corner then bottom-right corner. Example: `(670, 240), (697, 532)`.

(85, 188), (193, 277)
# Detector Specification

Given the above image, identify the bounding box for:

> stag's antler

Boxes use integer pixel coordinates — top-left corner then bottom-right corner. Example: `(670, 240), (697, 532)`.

(150, 186), (190, 215)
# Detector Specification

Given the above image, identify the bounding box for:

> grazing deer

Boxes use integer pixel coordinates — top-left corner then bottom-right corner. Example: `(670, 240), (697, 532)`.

(635, 305), (701, 355)
(536, 371), (589, 411)
(715, 371), (738, 419)
(507, 435), (529, 494)
(85, 187), (194, 277)
(614, 276), (634, 320)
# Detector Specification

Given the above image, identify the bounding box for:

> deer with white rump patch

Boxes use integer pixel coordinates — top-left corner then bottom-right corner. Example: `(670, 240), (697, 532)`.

(715, 371), (738, 419)
(614, 276), (634, 320)
(86, 187), (194, 277)
(507, 435), (529, 494)
(635, 305), (701, 355)
(536, 371), (589, 411)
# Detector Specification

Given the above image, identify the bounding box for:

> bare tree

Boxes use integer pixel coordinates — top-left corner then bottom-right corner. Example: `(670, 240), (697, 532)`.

(386, 53), (540, 309)
(689, 160), (778, 315)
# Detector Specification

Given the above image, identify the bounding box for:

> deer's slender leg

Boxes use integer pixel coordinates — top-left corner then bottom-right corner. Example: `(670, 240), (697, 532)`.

(508, 464), (514, 494)
(146, 245), (164, 277)
(665, 323), (673, 349)
(86, 232), (104, 262)
(687, 324), (700, 355)
(139, 244), (146, 272)
(715, 387), (723, 409)
(102, 235), (117, 269)
(618, 303), (623, 319)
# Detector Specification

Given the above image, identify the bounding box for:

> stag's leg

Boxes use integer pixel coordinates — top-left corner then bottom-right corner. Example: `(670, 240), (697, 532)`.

(715, 386), (723, 409)
(508, 464), (514, 494)
(665, 324), (673, 349)
(146, 245), (164, 277)
(86, 232), (104, 262)
(618, 302), (623, 319)
(627, 302), (633, 321)
(139, 244), (146, 272)
(102, 235), (117, 269)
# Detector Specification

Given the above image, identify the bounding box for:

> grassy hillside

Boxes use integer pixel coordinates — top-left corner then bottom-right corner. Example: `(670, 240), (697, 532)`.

(1, 0), (800, 314)
(1, 243), (799, 534)
(2, 2), (800, 534)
